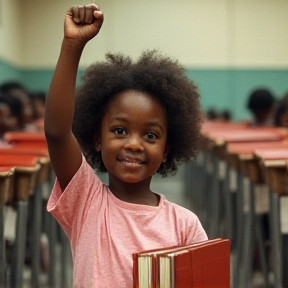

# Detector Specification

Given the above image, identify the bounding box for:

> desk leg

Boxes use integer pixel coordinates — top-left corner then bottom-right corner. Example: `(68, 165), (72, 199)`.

(283, 234), (288, 287)
(270, 192), (283, 288)
(210, 156), (220, 239)
(10, 200), (28, 288)
(47, 213), (57, 288)
(203, 152), (214, 234)
(0, 202), (5, 287)
(255, 214), (269, 287)
(31, 185), (43, 288)
(224, 165), (232, 241)
(232, 172), (243, 288)
(186, 162), (196, 213)
(60, 228), (72, 288)
(240, 180), (254, 288)
(196, 153), (206, 223)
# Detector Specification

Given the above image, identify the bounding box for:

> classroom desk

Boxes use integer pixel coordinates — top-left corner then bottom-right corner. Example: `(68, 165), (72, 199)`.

(201, 126), (288, 288)
(0, 142), (57, 288)
(0, 166), (14, 288)
(0, 155), (40, 288)
(201, 127), (287, 240)
(225, 142), (288, 288)
(255, 149), (288, 288)
(2, 132), (72, 288)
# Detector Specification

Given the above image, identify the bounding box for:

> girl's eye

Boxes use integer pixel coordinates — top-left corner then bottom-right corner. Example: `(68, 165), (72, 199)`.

(113, 127), (127, 135)
(146, 132), (157, 139)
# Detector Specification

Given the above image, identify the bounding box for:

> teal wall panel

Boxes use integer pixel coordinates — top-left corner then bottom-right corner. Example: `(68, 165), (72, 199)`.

(1, 58), (288, 121)
(21, 69), (86, 92)
(187, 69), (288, 120)
(0, 58), (22, 83)
(186, 69), (232, 112)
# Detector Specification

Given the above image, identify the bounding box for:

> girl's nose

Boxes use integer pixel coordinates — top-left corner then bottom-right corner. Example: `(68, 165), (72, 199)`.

(124, 135), (144, 151)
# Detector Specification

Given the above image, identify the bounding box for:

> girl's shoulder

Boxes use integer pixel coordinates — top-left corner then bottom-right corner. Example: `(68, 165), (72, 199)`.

(161, 196), (199, 220)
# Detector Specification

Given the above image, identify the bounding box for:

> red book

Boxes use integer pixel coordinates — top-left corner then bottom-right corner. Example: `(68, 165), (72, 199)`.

(133, 239), (230, 288)
(158, 239), (230, 288)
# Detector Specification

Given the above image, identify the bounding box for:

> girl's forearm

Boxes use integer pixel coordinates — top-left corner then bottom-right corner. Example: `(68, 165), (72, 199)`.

(44, 39), (85, 139)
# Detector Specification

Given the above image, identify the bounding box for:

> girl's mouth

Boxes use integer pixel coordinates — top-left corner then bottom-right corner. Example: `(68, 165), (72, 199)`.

(118, 156), (145, 165)
(123, 161), (142, 165)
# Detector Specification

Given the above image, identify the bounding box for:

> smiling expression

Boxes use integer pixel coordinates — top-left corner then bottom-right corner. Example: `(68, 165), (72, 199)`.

(95, 90), (169, 184)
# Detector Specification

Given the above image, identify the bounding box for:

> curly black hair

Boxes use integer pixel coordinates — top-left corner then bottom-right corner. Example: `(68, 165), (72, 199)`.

(73, 50), (202, 177)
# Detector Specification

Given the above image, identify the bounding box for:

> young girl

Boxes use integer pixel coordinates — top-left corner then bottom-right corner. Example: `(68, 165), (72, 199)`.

(45, 4), (207, 288)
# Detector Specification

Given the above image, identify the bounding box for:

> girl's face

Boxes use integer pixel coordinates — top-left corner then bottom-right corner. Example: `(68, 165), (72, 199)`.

(96, 90), (169, 184)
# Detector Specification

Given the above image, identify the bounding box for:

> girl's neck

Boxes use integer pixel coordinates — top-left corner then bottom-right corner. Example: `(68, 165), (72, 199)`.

(108, 175), (159, 206)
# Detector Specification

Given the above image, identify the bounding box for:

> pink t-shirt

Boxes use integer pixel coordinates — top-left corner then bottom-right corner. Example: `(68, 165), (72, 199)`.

(47, 156), (207, 288)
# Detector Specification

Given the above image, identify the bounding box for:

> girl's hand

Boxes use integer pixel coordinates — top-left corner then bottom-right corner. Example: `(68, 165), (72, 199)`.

(64, 4), (104, 44)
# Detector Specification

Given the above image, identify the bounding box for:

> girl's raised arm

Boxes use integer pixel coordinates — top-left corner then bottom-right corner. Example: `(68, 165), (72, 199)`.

(44, 4), (104, 191)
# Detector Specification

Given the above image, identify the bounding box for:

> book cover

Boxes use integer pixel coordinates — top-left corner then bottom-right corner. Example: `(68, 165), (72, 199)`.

(133, 238), (228, 288)
(158, 239), (230, 288)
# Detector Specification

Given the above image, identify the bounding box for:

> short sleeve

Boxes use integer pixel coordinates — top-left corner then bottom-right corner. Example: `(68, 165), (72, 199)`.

(47, 155), (104, 240)
(186, 216), (208, 244)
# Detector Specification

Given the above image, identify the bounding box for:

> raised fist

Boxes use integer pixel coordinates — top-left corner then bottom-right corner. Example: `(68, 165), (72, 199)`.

(64, 4), (104, 43)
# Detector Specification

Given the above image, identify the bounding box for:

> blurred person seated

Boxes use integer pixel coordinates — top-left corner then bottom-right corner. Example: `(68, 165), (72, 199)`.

(219, 109), (232, 122)
(206, 107), (220, 120)
(0, 81), (37, 132)
(274, 92), (288, 127)
(205, 108), (232, 123)
(0, 93), (22, 141)
(30, 91), (46, 120)
(29, 91), (46, 132)
(246, 88), (275, 127)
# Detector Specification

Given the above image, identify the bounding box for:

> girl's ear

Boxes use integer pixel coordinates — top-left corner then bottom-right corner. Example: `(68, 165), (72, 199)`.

(162, 144), (170, 163)
(94, 135), (101, 152)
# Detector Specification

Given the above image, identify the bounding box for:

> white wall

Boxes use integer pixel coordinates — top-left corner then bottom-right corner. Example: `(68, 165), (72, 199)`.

(233, 0), (288, 68)
(1, 0), (288, 69)
(0, 0), (22, 65)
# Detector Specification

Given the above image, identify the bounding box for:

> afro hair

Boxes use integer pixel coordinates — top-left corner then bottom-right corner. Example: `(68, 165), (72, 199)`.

(73, 50), (203, 177)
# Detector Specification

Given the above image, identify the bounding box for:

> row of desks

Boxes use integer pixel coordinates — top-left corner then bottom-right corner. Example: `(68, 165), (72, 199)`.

(187, 121), (288, 288)
(0, 132), (71, 288)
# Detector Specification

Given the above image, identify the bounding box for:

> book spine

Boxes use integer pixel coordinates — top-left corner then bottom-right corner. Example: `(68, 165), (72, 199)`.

(151, 254), (157, 288)
(132, 253), (139, 288)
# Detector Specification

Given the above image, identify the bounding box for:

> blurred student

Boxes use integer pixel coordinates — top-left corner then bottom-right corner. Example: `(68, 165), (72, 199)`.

(205, 108), (232, 123)
(246, 88), (275, 127)
(0, 81), (35, 131)
(29, 91), (46, 132)
(220, 109), (232, 122)
(206, 107), (219, 120)
(274, 92), (288, 127)
(0, 93), (22, 140)
(30, 91), (46, 120)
